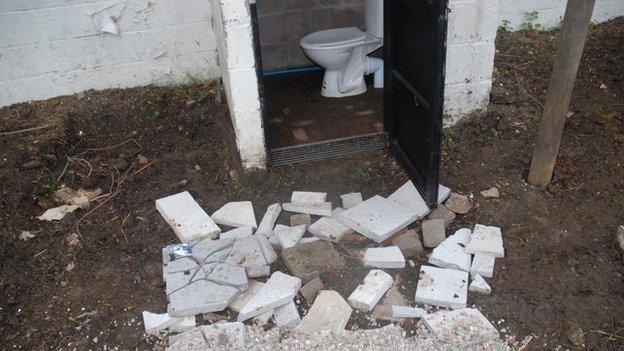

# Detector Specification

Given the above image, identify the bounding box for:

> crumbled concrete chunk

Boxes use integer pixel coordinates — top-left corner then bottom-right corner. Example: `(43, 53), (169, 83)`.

(422, 219), (446, 248)
(37, 205), (79, 221)
(470, 252), (495, 278)
(341, 192), (363, 209)
(444, 193), (472, 214)
(300, 277), (324, 302)
(348, 270), (393, 311)
(363, 246), (405, 268)
(256, 203), (281, 238)
(428, 228), (472, 272)
(282, 241), (346, 283)
(274, 300), (301, 327)
(155, 191), (221, 243)
(392, 229), (425, 258)
(246, 265), (270, 278)
(168, 280), (240, 317)
(337, 195), (418, 242)
(387, 181), (451, 219)
(168, 322), (247, 350)
(427, 204), (456, 228)
(617, 226), (624, 252)
(205, 263), (248, 288)
(191, 238), (235, 263)
(465, 224), (504, 258)
(220, 226), (253, 240)
(290, 213), (311, 228)
(238, 272), (302, 321)
(391, 306), (427, 318)
(298, 290), (352, 335)
(291, 191), (327, 203)
(229, 280), (265, 312)
(415, 266), (469, 309)
(212, 201), (257, 229)
(480, 187), (500, 198)
(255, 234), (278, 264)
(225, 237), (268, 267)
(371, 281), (408, 322)
(469, 274), (492, 294)
(308, 208), (353, 242)
(143, 311), (188, 335)
(275, 224), (306, 249)
(422, 308), (499, 339)
(282, 202), (332, 216)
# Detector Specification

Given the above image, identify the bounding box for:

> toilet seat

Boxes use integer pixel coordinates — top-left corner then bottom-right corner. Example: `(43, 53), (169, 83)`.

(300, 27), (367, 49)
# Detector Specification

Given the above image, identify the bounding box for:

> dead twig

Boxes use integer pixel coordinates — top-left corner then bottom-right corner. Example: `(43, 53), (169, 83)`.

(83, 138), (141, 152)
(0, 124), (54, 136)
(74, 191), (121, 249)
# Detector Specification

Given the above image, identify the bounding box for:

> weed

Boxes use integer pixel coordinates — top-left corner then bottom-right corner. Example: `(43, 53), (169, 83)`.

(499, 19), (511, 31)
(197, 91), (211, 103)
(589, 20), (598, 30)
(521, 11), (543, 31)
(41, 177), (59, 195)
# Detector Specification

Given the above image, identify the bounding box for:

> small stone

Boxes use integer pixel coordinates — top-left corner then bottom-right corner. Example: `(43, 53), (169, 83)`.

(340, 192), (363, 209)
(465, 224), (504, 258)
(273, 300), (300, 327)
(167, 280), (240, 317)
(408, 259), (416, 267)
(422, 219), (446, 248)
(205, 263), (248, 288)
(20, 231), (35, 241)
(255, 203), (281, 238)
(415, 266), (469, 309)
(392, 229), (425, 258)
(422, 308), (498, 339)
(470, 253), (495, 278)
(282, 241), (346, 283)
(237, 272), (302, 321)
(363, 246), (405, 268)
(298, 290), (352, 335)
(567, 325), (585, 346)
(387, 181), (452, 219)
(211, 201), (257, 229)
(469, 274), (491, 294)
(219, 226), (253, 240)
(155, 191), (221, 243)
(444, 193), (472, 214)
(282, 202), (332, 216)
(275, 224), (306, 249)
(428, 228), (472, 272)
(348, 270), (393, 311)
(193, 164), (201, 171)
(391, 306), (427, 318)
(290, 213), (311, 228)
(427, 205), (456, 228)
(291, 191), (327, 203)
(480, 187), (500, 198)
(300, 277), (324, 302)
(66, 233), (81, 247)
(292, 128), (309, 141)
(37, 205), (79, 221)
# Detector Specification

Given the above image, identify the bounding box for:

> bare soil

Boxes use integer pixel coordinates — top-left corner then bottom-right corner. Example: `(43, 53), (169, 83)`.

(1, 18), (623, 350)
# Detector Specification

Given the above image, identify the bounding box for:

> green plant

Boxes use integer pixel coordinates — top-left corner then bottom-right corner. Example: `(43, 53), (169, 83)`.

(197, 91), (211, 103)
(588, 20), (598, 30)
(499, 19), (511, 31)
(521, 11), (542, 30)
(41, 177), (59, 194)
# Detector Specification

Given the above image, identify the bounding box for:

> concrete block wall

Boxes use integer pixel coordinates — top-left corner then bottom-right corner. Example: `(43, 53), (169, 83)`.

(0, 0), (220, 107)
(256, 0), (364, 71)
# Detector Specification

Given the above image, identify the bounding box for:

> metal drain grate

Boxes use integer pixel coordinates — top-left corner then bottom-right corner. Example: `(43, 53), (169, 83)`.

(269, 132), (387, 166)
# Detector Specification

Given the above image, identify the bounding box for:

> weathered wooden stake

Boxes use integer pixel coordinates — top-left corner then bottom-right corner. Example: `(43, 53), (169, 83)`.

(527, 0), (596, 186)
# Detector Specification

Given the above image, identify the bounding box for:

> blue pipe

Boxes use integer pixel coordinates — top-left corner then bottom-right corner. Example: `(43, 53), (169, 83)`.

(262, 66), (322, 77)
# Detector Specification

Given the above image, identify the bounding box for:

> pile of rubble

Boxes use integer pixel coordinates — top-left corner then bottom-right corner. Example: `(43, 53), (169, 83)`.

(144, 181), (509, 350)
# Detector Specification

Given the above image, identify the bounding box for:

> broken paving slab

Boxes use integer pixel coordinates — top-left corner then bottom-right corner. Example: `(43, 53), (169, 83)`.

(391, 306), (427, 319)
(470, 252), (495, 278)
(142, 311), (195, 335)
(337, 195), (418, 243)
(163, 257), (199, 277)
(275, 224), (306, 249)
(165, 268), (198, 296)
(300, 277), (324, 302)
(465, 224), (504, 258)
(290, 213), (311, 228)
(298, 290), (352, 335)
(255, 234), (278, 264)
(363, 246), (405, 268)
(281, 240), (346, 283)
(387, 181), (451, 220)
(469, 274), (492, 295)
(255, 203), (281, 238)
(422, 219), (446, 248)
(225, 237), (268, 268)
(371, 282), (408, 322)
(168, 279), (240, 317)
(341, 192), (363, 209)
(348, 269), (393, 311)
(428, 228), (472, 272)
(205, 263), (248, 288)
(155, 191), (221, 243)
(274, 300), (301, 327)
(392, 229), (425, 258)
(422, 308), (499, 340)
(246, 265), (270, 278)
(168, 322), (247, 350)
(211, 201), (258, 229)
(308, 208), (354, 242)
(238, 271), (302, 321)
(415, 265), (468, 309)
(220, 226), (253, 240)
(291, 191), (327, 203)
(190, 237), (234, 263)
(229, 280), (264, 312)
(282, 202), (332, 217)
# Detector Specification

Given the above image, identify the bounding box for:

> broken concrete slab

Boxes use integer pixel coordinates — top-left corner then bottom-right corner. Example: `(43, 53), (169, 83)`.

(422, 308), (499, 340)
(348, 270), (393, 311)
(238, 271), (302, 322)
(414, 265), (469, 309)
(469, 274), (492, 294)
(427, 204), (456, 228)
(291, 191), (327, 203)
(444, 193), (472, 214)
(211, 201), (257, 229)
(166, 327), (206, 350)
(341, 192), (363, 209)
(168, 322), (247, 350)
(363, 246), (405, 268)
(470, 252), (495, 278)
(422, 219), (446, 248)
(617, 226), (624, 252)
(465, 224), (504, 258)
(229, 280), (264, 312)
(255, 234), (278, 265)
(337, 195), (418, 243)
(387, 181), (451, 220)
(168, 316), (197, 333)
(308, 208), (353, 242)
(155, 191), (221, 243)
(429, 228), (472, 272)
(290, 213), (311, 228)
(480, 187), (500, 198)
(219, 226), (253, 240)
(255, 203), (281, 238)
(275, 224), (306, 249)
(246, 265), (270, 278)
(168, 279), (240, 317)
(274, 300), (301, 327)
(281, 240), (346, 283)
(165, 269), (197, 296)
(164, 257), (199, 277)
(298, 290), (352, 335)
(142, 311), (183, 335)
(282, 202), (332, 216)
(371, 282), (408, 322)
(191, 238), (235, 263)
(300, 277), (324, 302)
(299, 237), (320, 244)
(392, 229), (425, 258)
(205, 263), (248, 289)
(225, 237), (268, 268)
(391, 306), (427, 319)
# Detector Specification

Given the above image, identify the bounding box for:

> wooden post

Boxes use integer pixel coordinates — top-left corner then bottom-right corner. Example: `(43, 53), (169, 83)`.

(527, 0), (595, 186)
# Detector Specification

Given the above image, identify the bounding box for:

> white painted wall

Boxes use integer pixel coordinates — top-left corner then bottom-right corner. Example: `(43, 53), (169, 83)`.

(0, 0), (220, 107)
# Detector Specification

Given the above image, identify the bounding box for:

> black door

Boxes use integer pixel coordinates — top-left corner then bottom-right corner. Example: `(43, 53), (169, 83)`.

(384, 0), (448, 208)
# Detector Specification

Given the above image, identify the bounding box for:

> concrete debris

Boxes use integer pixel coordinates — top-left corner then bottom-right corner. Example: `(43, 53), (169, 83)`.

(469, 274), (492, 294)
(371, 281), (408, 322)
(480, 187), (500, 198)
(219, 226), (253, 240)
(391, 306), (427, 318)
(298, 290), (353, 335)
(211, 201), (257, 229)
(340, 192), (363, 209)
(415, 265), (469, 309)
(363, 246), (405, 268)
(422, 219), (446, 248)
(308, 208), (353, 242)
(164, 257), (198, 277)
(255, 234), (278, 264)
(275, 224), (306, 249)
(465, 224), (505, 258)
(168, 279), (240, 317)
(20, 231), (35, 241)
(616, 226), (624, 252)
(205, 263), (248, 288)
(142, 311), (195, 335)
(246, 265), (271, 278)
(54, 187), (102, 209)
(229, 280), (265, 312)
(165, 268), (196, 295)
(348, 270), (393, 311)
(427, 204), (456, 228)
(422, 308), (499, 340)
(190, 237), (234, 263)
(470, 252), (495, 278)
(155, 191), (221, 243)
(337, 195), (418, 242)
(282, 202), (332, 216)
(274, 300), (301, 327)
(290, 213), (311, 228)
(291, 191), (327, 203)
(168, 322), (246, 350)
(226, 237), (268, 268)
(299, 237), (320, 244)
(444, 193), (472, 214)
(387, 181), (451, 219)
(37, 204), (79, 221)
(567, 325), (585, 346)
(281, 241), (346, 283)
(238, 272), (301, 321)
(300, 277), (324, 302)
(428, 228), (472, 272)
(256, 203), (281, 238)
(392, 229), (425, 258)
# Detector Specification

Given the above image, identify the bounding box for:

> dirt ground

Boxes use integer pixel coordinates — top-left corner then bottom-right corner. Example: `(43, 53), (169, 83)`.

(1, 18), (623, 350)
